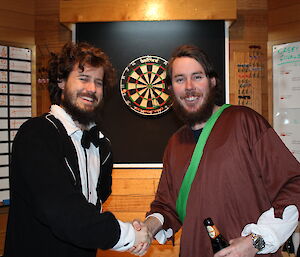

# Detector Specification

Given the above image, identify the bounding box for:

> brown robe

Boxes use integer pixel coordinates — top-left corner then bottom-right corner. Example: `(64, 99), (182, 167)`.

(148, 105), (300, 257)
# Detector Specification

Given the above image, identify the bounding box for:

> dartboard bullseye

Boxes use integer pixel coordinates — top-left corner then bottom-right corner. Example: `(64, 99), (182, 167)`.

(120, 55), (172, 116)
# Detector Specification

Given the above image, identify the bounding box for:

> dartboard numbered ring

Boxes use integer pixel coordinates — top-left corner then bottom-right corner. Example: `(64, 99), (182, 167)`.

(120, 55), (172, 116)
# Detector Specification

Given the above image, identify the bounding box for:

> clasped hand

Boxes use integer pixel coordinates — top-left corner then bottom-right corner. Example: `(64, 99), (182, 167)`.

(214, 236), (258, 257)
(129, 219), (153, 256)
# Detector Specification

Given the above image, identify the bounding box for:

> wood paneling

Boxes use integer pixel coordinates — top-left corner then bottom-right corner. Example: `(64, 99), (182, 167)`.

(0, 0), (38, 116)
(268, 21), (300, 43)
(0, 0), (35, 45)
(104, 195), (155, 212)
(268, 0), (300, 9)
(59, 0), (237, 23)
(35, 0), (71, 115)
(112, 169), (162, 179)
(229, 2), (268, 119)
(1, 0), (34, 15)
(268, 3), (300, 27)
(0, 207), (8, 255)
(0, 10), (34, 31)
(237, 0), (267, 9)
(99, 168), (183, 257)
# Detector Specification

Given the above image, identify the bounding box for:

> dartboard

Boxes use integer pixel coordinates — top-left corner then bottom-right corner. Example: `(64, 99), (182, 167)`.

(120, 55), (172, 116)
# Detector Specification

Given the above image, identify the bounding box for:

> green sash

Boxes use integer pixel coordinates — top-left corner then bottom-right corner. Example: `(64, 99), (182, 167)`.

(176, 104), (231, 222)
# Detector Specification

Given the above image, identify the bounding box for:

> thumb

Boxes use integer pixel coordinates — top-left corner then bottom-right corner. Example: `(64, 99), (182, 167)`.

(132, 220), (142, 231)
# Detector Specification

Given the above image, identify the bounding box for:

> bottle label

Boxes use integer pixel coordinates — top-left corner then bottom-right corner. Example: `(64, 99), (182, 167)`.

(206, 225), (220, 239)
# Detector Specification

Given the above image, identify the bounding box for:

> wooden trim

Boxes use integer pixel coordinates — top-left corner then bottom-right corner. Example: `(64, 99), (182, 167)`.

(59, 0), (237, 23)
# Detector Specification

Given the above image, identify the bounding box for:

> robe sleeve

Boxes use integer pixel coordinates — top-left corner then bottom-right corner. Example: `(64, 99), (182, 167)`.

(146, 138), (182, 240)
(252, 126), (300, 219)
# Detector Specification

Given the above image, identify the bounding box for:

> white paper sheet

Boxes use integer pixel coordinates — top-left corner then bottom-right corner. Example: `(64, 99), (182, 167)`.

(9, 95), (31, 106)
(0, 166), (9, 177)
(0, 83), (8, 93)
(9, 47), (31, 60)
(10, 83), (31, 94)
(0, 45), (8, 58)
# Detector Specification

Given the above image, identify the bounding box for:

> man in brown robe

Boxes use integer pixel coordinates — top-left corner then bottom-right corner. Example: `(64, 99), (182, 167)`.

(130, 45), (300, 257)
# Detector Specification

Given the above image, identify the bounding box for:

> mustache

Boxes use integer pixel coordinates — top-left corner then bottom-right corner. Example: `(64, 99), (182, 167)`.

(180, 90), (202, 100)
(77, 92), (98, 102)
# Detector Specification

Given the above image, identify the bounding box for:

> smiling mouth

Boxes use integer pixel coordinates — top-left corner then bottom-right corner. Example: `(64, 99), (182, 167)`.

(79, 94), (98, 104)
(181, 93), (202, 103)
(185, 96), (199, 102)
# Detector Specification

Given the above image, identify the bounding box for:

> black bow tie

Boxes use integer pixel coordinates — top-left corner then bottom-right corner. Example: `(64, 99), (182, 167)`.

(81, 126), (101, 149)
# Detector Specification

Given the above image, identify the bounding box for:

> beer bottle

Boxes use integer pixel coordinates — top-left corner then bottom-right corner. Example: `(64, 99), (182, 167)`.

(203, 217), (229, 253)
(282, 236), (295, 255)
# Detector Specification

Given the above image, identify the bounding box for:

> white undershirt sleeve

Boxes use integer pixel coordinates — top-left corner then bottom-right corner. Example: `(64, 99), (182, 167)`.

(241, 205), (299, 254)
(146, 213), (173, 244)
(112, 220), (135, 251)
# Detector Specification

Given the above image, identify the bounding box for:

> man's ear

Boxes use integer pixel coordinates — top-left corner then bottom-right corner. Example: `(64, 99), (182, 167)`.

(58, 80), (65, 90)
(210, 77), (216, 87)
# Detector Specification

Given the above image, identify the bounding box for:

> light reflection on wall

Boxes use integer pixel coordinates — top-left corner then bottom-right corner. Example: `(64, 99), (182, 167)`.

(144, 2), (162, 20)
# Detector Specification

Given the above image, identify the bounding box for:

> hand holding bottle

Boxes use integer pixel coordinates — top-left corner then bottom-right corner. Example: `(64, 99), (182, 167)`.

(214, 236), (258, 257)
(204, 217), (229, 253)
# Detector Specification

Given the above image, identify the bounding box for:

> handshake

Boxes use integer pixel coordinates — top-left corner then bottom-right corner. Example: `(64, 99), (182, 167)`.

(126, 216), (163, 256)
(129, 219), (152, 256)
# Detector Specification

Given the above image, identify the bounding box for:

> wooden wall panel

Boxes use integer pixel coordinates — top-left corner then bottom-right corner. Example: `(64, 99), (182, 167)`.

(0, 0), (35, 45)
(229, 2), (268, 119)
(268, 3), (300, 27)
(0, 0), (37, 116)
(268, 22), (300, 43)
(268, 0), (300, 9)
(35, 0), (72, 116)
(99, 168), (183, 257)
(0, 208), (8, 255)
(59, 0), (236, 23)
(98, 168), (182, 257)
(237, 0), (267, 9)
(104, 195), (154, 212)
(0, 10), (34, 31)
(0, 0), (34, 14)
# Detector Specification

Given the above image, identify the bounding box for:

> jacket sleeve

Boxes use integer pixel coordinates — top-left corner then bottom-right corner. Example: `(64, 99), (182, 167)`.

(10, 118), (120, 250)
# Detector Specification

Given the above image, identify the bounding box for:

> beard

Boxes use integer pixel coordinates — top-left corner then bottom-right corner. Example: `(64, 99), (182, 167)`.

(172, 84), (216, 127)
(61, 89), (103, 126)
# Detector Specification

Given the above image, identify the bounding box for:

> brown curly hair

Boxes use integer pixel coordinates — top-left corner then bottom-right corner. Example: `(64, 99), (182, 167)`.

(48, 42), (116, 105)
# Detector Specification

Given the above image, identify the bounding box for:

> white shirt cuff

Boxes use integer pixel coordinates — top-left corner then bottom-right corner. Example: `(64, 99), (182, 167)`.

(146, 213), (173, 244)
(241, 205), (299, 254)
(112, 220), (135, 251)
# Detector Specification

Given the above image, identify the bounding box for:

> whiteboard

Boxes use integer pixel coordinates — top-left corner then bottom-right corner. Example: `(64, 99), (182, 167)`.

(0, 44), (32, 204)
(273, 41), (300, 161)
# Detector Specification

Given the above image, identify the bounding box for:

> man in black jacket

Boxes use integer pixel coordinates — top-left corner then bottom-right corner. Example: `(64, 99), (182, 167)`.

(4, 42), (150, 257)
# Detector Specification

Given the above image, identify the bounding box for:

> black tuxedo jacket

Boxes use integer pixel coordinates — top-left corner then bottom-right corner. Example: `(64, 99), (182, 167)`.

(4, 114), (120, 257)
